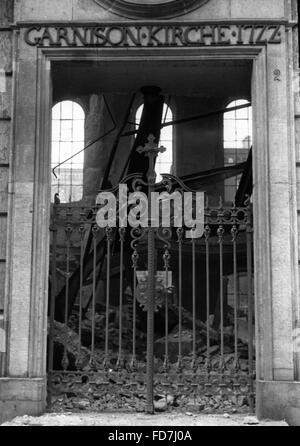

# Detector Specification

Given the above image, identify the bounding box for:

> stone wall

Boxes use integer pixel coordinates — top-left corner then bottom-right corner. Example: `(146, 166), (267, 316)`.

(294, 1), (300, 303)
(12, 0), (286, 22)
(0, 0), (13, 374)
(292, 0), (300, 385)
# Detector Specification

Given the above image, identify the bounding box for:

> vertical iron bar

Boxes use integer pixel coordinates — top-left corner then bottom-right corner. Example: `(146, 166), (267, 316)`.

(47, 207), (57, 406)
(147, 226), (155, 413)
(133, 271), (136, 363)
(62, 221), (72, 371)
(232, 222), (241, 407)
(104, 227), (112, 367)
(247, 215), (254, 411)
(218, 224), (225, 375)
(192, 237), (196, 369)
(232, 226), (239, 368)
(220, 241), (224, 360)
(138, 135), (166, 414)
(117, 228), (125, 367)
(163, 247), (170, 371)
(130, 241), (139, 369)
(132, 268), (137, 366)
(177, 229), (183, 368)
(205, 225), (211, 377)
(164, 274), (169, 367)
(90, 225), (97, 366)
(77, 223), (85, 367)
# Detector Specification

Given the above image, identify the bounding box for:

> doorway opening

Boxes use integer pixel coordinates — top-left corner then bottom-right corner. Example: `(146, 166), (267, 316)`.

(47, 57), (255, 413)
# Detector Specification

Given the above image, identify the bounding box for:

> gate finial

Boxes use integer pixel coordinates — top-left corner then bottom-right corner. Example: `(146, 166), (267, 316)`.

(137, 134), (166, 184)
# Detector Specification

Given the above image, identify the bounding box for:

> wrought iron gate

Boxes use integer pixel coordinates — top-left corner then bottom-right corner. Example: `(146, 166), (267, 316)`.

(48, 136), (254, 413)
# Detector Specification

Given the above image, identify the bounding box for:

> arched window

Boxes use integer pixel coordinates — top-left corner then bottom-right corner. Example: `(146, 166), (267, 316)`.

(136, 103), (173, 182)
(51, 100), (85, 203)
(223, 99), (252, 203)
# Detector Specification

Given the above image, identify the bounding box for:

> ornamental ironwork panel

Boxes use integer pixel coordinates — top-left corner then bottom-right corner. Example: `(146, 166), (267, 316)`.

(48, 136), (254, 414)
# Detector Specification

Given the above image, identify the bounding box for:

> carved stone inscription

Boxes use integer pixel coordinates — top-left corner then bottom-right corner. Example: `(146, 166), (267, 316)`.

(23, 23), (283, 48)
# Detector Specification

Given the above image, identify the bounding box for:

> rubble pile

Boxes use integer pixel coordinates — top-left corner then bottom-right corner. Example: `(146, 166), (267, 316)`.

(49, 380), (252, 415)
(69, 302), (147, 358)
(48, 303), (254, 414)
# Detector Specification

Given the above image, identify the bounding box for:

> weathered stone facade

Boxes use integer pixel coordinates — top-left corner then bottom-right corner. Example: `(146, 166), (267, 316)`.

(0, 0), (300, 422)
(0, 0), (13, 379)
